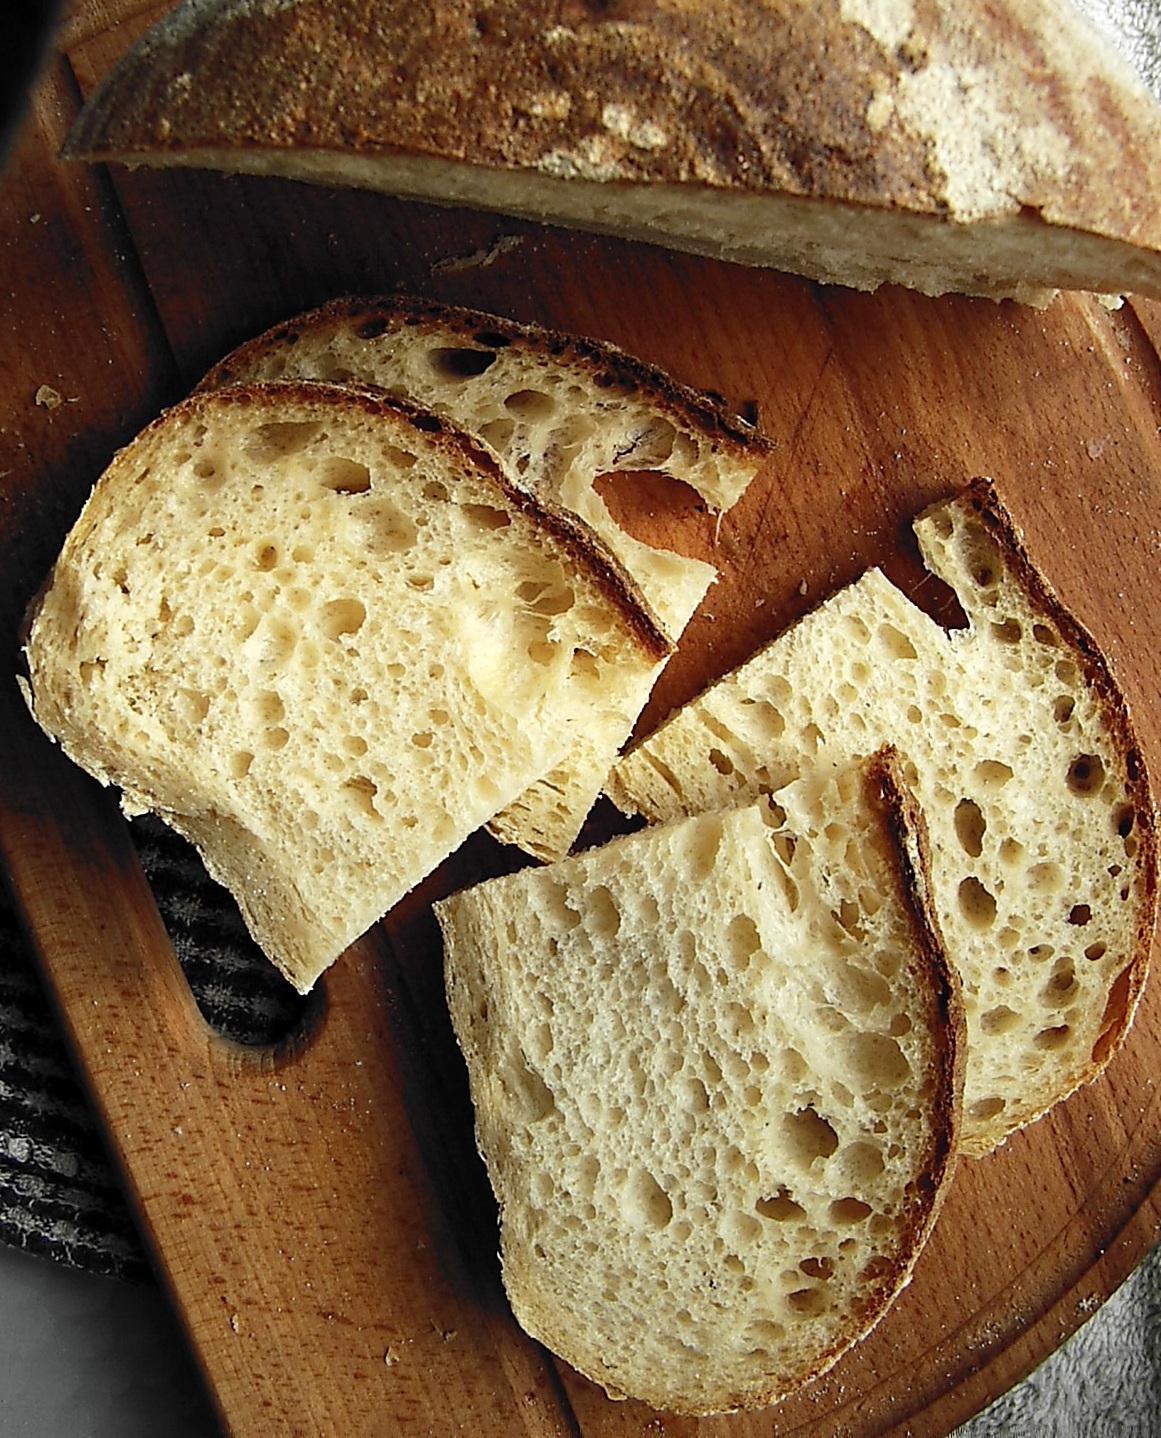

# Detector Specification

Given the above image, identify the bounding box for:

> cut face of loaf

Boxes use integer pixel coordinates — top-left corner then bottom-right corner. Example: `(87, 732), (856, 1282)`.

(197, 295), (769, 641)
(62, 0), (1161, 303)
(610, 481), (1158, 1155)
(21, 382), (669, 992)
(197, 295), (771, 861)
(438, 750), (963, 1415)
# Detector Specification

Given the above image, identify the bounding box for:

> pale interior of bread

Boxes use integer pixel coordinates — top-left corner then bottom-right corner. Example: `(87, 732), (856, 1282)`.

(115, 147), (1158, 304)
(22, 385), (655, 990)
(610, 491), (1153, 1153)
(201, 303), (772, 860)
(438, 759), (959, 1414)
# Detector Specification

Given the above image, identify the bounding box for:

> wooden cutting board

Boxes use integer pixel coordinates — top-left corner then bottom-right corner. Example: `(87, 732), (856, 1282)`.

(2, 3), (1161, 1434)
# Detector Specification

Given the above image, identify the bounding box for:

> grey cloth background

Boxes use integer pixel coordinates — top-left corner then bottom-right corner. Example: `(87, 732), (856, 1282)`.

(0, 2), (1159, 1434)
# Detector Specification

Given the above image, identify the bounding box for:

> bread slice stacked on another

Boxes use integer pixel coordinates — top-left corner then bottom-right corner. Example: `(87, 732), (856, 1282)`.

(20, 381), (674, 993)
(196, 294), (771, 860)
(610, 481), (1158, 1154)
(62, 0), (1161, 303)
(437, 748), (964, 1415)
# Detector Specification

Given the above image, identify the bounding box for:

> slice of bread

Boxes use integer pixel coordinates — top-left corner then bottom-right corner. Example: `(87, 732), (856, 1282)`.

(196, 296), (769, 642)
(437, 748), (964, 1415)
(20, 380), (671, 993)
(610, 480), (1158, 1155)
(63, 0), (1161, 303)
(196, 295), (771, 861)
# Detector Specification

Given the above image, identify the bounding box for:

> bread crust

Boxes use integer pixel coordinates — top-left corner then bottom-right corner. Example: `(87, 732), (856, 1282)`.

(928, 478), (1159, 1073)
(437, 748), (965, 1413)
(207, 379), (678, 663)
(63, 0), (1161, 298)
(196, 292), (771, 465)
(609, 477), (1158, 1153)
(21, 378), (682, 987)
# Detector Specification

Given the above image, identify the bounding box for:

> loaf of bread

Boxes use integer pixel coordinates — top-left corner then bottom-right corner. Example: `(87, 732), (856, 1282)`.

(437, 748), (964, 1414)
(196, 294), (771, 860)
(610, 480), (1158, 1155)
(63, 0), (1161, 303)
(20, 381), (672, 992)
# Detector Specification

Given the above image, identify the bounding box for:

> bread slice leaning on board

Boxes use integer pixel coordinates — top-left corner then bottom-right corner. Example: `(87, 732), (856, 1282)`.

(19, 380), (674, 993)
(196, 293), (772, 861)
(437, 748), (965, 1415)
(609, 480), (1159, 1156)
(62, 0), (1161, 304)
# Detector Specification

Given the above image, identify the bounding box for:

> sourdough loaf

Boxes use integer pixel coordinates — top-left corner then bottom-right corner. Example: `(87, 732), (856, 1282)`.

(437, 748), (963, 1414)
(20, 381), (670, 992)
(610, 480), (1158, 1155)
(196, 294), (771, 860)
(63, 0), (1161, 303)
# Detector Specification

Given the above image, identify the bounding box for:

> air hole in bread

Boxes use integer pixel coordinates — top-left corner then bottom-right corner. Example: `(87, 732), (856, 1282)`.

(959, 527), (1003, 590)
(429, 345), (497, 379)
(1041, 965), (1078, 1005)
(829, 1197), (873, 1224)
(786, 1287), (827, 1318)
(342, 774), (378, 818)
(725, 913), (762, 968)
(253, 541), (278, 571)
(957, 875), (997, 928)
(991, 617), (1022, 644)
(782, 1105), (839, 1165)
(1068, 904), (1092, 926)
(477, 417), (516, 451)
(316, 457), (372, 494)
(970, 1095), (1006, 1123)
(517, 579), (575, 616)
(1067, 753), (1105, 797)
(622, 1167), (673, 1231)
(585, 885), (620, 939)
(980, 1004), (1020, 1036)
(1034, 1024), (1071, 1050)
(1026, 862), (1063, 894)
(877, 623), (918, 662)
(462, 502), (512, 531)
(756, 1189), (806, 1222)
(835, 1140), (885, 1185)
(954, 798), (986, 857)
(504, 387), (556, 420)
(245, 420), (323, 462)
(319, 596), (366, 641)
(504, 1057), (557, 1123)
(842, 1031), (910, 1087)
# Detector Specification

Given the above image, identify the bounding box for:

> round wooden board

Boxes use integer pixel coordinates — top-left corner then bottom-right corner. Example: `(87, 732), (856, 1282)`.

(1, 9), (1159, 1434)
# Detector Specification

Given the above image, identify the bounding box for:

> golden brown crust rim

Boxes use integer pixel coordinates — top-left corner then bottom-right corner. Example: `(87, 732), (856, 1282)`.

(934, 477), (1159, 1076)
(63, 0), (1161, 258)
(848, 745), (965, 1317)
(196, 293), (774, 457)
(174, 379), (676, 661)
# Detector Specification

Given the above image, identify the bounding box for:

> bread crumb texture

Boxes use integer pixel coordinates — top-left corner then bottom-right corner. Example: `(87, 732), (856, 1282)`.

(21, 382), (656, 991)
(611, 482), (1157, 1154)
(195, 295), (771, 862)
(438, 763), (960, 1414)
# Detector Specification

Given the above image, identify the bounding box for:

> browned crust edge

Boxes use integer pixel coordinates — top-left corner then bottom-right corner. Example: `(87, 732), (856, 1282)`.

(194, 292), (775, 458)
(175, 380), (676, 661)
(929, 476), (1159, 1086)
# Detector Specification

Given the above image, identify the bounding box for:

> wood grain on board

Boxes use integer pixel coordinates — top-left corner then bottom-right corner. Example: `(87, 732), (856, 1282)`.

(1, 3), (1159, 1434)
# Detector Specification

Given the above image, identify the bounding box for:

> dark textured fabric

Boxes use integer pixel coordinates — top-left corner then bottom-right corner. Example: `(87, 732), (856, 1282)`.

(0, 815), (307, 1284)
